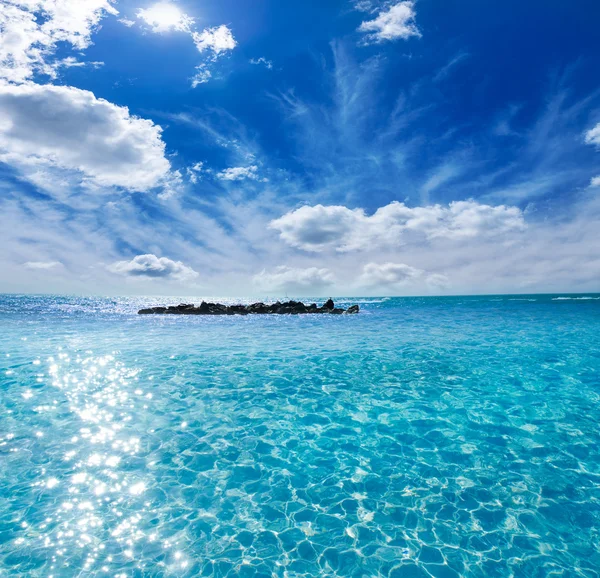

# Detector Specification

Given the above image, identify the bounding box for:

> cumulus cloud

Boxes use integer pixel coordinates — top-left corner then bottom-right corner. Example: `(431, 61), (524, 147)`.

(358, 1), (420, 44)
(253, 266), (335, 293)
(189, 25), (236, 87)
(192, 24), (236, 54)
(0, 0), (117, 83)
(585, 123), (600, 147)
(216, 165), (258, 181)
(270, 201), (526, 252)
(108, 254), (199, 282)
(24, 260), (62, 270)
(136, 1), (193, 33)
(0, 82), (172, 192)
(359, 262), (449, 291)
(591, 176), (600, 187)
(186, 162), (204, 184)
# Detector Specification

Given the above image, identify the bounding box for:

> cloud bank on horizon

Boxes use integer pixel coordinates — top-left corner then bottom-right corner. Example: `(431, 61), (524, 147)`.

(0, 0), (599, 296)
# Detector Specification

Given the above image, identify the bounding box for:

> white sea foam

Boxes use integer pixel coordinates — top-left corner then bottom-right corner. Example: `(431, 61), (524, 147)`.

(552, 297), (600, 300)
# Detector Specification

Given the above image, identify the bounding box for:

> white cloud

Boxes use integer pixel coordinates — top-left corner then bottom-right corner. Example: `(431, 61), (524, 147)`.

(250, 57), (273, 70)
(118, 18), (136, 28)
(54, 56), (104, 70)
(192, 25), (236, 55)
(0, 0), (117, 83)
(186, 162), (204, 184)
(585, 124), (600, 187)
(24, 260), (62, 270)
(217, 165), (258, 181)
(134, 7), (235, 87)
(426, 273), (451, 289)
(108, 254), (199, 282)
(358, 1), (420, 44)
(136, 2), (193, 33)
(156, 169), (184, 200)
(270, 201), (526, 252)
(360, 262), (422, 286)
(253, 266), (335, 293)
(359, 262), (449, 291)
(0, 82), (172, 192)
(191, 64), (212, 87)
(585, 123), (600, 147)
(189, 25), (236, 86)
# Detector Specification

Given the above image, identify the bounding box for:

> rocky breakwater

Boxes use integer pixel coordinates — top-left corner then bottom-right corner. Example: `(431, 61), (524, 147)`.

(138, 299), (359, 316)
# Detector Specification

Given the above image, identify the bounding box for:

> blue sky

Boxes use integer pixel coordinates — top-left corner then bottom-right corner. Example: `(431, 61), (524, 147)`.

(1, 0), (600, 296)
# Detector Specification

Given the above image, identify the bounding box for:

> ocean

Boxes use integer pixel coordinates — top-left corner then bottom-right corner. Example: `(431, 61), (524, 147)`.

(1, 293), (599, 577)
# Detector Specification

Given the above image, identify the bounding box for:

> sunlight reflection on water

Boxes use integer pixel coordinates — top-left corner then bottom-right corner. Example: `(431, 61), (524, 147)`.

(14, 352), (190, 576)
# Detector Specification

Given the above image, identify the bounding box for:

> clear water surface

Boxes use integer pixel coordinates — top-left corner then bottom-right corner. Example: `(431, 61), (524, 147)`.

(1, 294), (600, 577)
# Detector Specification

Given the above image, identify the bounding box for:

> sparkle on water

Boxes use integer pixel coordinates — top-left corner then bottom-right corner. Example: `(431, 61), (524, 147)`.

(1, 294), (600, 577)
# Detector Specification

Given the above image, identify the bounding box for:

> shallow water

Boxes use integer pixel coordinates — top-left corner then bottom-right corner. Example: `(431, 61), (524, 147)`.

(1, 294), (600, 577)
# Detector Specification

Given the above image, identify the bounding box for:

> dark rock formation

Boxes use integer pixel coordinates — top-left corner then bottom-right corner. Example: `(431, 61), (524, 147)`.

(138, 299), (359, 316)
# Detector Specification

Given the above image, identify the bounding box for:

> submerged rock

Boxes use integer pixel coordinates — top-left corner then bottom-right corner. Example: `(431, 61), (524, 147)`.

(138, 299), (360, 316)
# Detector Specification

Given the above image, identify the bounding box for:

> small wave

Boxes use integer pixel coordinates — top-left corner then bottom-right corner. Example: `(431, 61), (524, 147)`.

(552, 297), (600, 301)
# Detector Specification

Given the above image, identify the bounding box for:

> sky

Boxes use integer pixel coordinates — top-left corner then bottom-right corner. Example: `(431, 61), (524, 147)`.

(1, 0), (600, 297)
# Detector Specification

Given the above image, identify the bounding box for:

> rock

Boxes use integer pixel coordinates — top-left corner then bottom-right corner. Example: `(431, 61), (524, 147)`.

(293, 302), (307, 314)
(137, 299), (360, 316)
(345, 305), (360, 314)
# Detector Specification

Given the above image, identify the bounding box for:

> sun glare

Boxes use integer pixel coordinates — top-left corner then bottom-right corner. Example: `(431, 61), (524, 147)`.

(137, 2), (192, 33)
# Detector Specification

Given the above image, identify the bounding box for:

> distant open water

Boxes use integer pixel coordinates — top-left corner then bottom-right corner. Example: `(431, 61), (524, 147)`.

(1, 293), (600, 577)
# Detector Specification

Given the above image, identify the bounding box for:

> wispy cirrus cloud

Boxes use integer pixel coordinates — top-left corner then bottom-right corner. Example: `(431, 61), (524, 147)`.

(250, 57), (273, 70)
(270, 43), (600, 213)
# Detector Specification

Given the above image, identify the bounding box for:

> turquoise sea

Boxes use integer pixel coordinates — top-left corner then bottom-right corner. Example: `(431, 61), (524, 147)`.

(1, 293), (600, 577)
